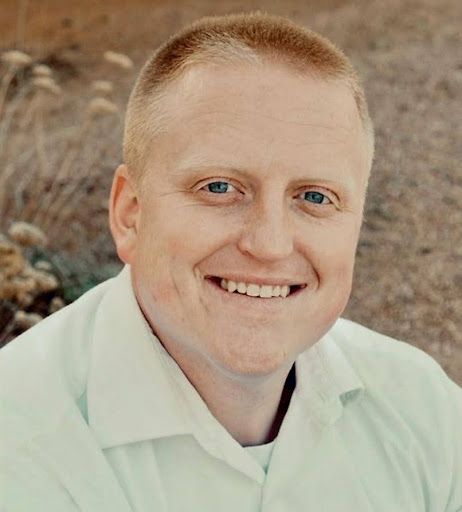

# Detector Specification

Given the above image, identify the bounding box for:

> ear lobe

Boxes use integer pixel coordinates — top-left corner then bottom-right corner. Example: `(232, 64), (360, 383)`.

(109, 164), (139, 264)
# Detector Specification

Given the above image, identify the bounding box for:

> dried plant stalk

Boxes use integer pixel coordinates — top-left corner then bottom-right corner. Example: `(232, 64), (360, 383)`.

(16, 0), (30, 49)
(31, 115), (92, 228)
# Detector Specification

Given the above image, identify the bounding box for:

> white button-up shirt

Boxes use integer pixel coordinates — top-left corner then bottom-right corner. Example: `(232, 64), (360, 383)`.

(1, 265), (461, 511)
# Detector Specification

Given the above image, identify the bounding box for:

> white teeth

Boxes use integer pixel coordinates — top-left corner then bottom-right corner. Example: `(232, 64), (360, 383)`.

(218, 278), (293, 298)
(280, 285), (290, 298)
(227, 280), (237, 293)
(246, 284), (260, 297)
(271, 285), (281, 297)
(237, 281), (247, 293)
(260, 285), (273, 298)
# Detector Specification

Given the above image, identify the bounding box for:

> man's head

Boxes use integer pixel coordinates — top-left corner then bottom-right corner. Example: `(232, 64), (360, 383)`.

(123, 12), (374, 182)
(110, 12), (374, 381)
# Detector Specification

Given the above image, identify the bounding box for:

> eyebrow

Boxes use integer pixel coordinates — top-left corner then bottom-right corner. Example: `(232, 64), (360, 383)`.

(173, 163), (355, 196)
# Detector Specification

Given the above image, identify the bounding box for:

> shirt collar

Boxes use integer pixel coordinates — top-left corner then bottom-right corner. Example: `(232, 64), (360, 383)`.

(87, 265), (194, 449)
(87, 265), (364, 449)
(294, 324), (365, 427)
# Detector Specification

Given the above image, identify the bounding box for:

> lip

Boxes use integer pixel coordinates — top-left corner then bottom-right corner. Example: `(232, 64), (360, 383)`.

(204, 276), (306, 310)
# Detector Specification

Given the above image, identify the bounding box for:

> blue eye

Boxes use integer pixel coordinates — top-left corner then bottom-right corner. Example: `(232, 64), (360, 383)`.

(205, 181), (235, 193)
(303, 191), (331, 204)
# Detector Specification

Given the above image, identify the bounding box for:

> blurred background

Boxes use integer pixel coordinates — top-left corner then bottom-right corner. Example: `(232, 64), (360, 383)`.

(0, 0), (461, 385)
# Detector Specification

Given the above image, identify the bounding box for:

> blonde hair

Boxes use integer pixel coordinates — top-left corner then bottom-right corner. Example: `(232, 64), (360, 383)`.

(124, 11), (374, 180)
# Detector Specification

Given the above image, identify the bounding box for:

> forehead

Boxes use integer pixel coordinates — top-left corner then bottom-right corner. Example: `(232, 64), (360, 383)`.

(146, 62), (367, 188)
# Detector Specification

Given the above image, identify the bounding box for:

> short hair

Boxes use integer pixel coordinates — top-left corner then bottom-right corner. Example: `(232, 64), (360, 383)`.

(123, 11), (375, 182)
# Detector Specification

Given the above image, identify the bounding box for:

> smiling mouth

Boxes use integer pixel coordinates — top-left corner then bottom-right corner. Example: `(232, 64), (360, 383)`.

(206, 276), (306, 299)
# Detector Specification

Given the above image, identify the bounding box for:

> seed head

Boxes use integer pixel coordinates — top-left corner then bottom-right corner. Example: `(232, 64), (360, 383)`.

(0, 235), (25, 277)
(1, 50), (32, 67)
(24, 267), (59, 293)
(32, 76), (62, 95)
(4, 274), (36, 306)
(103, 51), (134, 70)
(49, 296), (65, 313)
(91, 80), (114, 94)
(14, 310), (43, 330)
(34, 260), (52, 271)
(32, 64), (53, 77)
(0, 234), (19, 256)
(8, 221), (48, 247)
(87, 97), (119, 117)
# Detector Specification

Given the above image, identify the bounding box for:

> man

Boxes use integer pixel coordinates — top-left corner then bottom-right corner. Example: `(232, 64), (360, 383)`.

(1, 11), (461, 512)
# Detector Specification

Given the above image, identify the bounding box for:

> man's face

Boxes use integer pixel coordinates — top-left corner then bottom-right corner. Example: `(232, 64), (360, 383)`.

(123, 62), (369, 378)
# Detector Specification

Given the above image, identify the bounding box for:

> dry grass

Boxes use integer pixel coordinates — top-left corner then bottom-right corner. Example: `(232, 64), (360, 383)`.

(0, 50), (127, 245)
(0, 44), (130, 344)
(0, 222), (62, 344)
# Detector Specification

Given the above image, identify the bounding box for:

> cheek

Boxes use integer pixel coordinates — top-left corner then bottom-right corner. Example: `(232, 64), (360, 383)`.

(133, 211), (226, 298)
(325, 229), (359, 309)
(312, 223), (358, 272)
(160, 210), (236, 263)
(308, 223), (359, 320)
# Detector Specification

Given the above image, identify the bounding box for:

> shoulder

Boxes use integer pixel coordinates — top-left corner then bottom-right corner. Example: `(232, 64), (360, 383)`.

(330, 317), (461, 410)
(331, 317), (462, 508)
(330, 317), (451, 386)
(332, 317), (461, 455)
(328, 317), (460, 442)
(324, 318), (460, 427)
(0, 277), (114, 454)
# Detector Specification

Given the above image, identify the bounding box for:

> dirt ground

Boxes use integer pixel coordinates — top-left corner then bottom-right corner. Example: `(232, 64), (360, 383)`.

(1, 0), (461, 385)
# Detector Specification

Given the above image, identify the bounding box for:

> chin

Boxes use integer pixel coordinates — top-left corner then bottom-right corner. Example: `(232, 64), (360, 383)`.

(212, 340), (291, 378)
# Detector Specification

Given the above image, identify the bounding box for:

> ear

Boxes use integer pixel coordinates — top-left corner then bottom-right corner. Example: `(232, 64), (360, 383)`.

(109, 164), (140, 265)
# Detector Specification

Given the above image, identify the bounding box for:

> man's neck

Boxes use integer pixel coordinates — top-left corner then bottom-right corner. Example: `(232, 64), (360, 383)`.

(172, 348), (297, 446)
(137, 297), (298, 446)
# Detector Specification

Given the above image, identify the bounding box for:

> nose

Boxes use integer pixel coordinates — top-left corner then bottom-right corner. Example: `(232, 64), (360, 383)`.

(237, 196), (294, 262)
